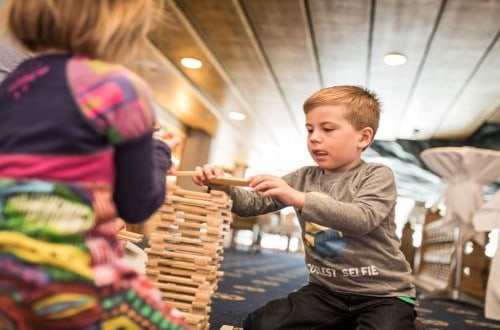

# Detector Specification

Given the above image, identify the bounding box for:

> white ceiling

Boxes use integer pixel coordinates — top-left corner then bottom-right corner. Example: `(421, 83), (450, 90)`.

(139, 0), (500, 175)
(0, 0), (498, 200)
(2, 0), (497, 177)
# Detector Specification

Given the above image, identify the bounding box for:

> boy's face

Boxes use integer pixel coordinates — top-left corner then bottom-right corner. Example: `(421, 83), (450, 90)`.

(305, 105), (371, 173)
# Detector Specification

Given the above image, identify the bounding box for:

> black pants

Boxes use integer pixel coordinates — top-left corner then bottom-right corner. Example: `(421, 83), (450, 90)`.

(243, 283), (417, 330)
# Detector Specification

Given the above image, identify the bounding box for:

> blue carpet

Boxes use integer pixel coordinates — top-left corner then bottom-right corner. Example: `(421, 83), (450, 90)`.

(209, 248), (500, 330)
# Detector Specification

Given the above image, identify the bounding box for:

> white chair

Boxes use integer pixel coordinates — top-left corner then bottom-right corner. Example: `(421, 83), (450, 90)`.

(419, 146), (500, 307)
(473, 191), (500, 320)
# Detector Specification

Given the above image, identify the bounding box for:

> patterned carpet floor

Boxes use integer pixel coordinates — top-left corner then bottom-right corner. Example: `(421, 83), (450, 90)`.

(209, 248), (500, 330)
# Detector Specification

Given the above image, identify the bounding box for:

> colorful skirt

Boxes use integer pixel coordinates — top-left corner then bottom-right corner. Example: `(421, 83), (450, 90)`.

(0, 180), (188, 329)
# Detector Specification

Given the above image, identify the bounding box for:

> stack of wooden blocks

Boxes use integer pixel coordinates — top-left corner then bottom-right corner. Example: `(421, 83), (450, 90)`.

(145, 183), (233, 330)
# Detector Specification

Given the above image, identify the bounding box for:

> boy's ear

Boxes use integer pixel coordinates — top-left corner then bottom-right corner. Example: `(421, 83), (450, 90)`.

(358, 127), (373, 149)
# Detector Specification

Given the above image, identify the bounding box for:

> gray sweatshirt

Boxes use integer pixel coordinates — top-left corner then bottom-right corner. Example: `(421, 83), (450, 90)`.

(225, 161), (416, 298)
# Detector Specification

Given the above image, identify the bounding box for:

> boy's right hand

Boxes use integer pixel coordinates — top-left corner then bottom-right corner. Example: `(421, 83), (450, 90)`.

(192, 164), (226, 189)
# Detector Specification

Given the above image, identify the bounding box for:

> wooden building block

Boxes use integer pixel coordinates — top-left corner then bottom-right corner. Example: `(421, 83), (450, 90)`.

(145, 183), (233, 330)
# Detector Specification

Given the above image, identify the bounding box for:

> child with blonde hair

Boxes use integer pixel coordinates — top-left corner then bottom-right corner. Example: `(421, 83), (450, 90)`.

(0, 0), (188, 328)
(194, 86), (418, 329)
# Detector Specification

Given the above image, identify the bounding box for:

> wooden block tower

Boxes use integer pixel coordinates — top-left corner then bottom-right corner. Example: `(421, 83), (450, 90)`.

(145, 183), (233, 330)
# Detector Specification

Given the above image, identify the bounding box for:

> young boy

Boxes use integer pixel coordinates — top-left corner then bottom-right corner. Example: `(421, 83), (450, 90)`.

(193, 85), (417, 329)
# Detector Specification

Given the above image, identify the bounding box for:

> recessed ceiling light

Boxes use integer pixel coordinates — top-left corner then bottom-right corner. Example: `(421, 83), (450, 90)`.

(180, 57), (203, 69)
(384, 52), (407, 66)
(229, 111), (246, 121)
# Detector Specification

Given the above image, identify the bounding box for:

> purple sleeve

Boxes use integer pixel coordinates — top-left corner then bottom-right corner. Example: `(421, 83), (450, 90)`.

(113, 136), (171, 223)
(67, 58), (170, 222)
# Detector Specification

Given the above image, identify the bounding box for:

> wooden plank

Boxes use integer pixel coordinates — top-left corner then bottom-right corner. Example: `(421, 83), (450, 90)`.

(169, 170), (202, 177)
(208, 177), (249, 187)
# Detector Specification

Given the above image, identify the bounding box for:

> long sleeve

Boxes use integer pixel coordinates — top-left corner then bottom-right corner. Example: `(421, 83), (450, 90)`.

(66, 55), (170, 223)
(113, 137), (171, 223)
(298, 165), (397, 236)
(224, 186), (286, 217)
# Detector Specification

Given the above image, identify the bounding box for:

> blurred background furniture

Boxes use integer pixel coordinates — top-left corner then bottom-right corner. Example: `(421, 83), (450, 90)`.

(415, 147), (500, 307)
(473, 191), (500, 320)
(230, 210), (302, 253)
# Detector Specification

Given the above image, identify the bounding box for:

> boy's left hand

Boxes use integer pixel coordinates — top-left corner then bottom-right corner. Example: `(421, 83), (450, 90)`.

(248, 175), (305, 209)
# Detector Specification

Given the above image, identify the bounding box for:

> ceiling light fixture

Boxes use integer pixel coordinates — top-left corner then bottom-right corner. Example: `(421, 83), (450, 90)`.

(229, 111), (246, 121)
(180, 57), (203, 69)
(384, 52), (407, 66)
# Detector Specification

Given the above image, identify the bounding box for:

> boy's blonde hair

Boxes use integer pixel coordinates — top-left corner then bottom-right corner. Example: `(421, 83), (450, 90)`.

(303, 85), (382, 139)
(0, 0), (162, 63)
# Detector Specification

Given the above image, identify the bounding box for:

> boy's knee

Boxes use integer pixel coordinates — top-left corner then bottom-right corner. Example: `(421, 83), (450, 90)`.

(242, 311), (258, 330)
(242, 309), (274, 330)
